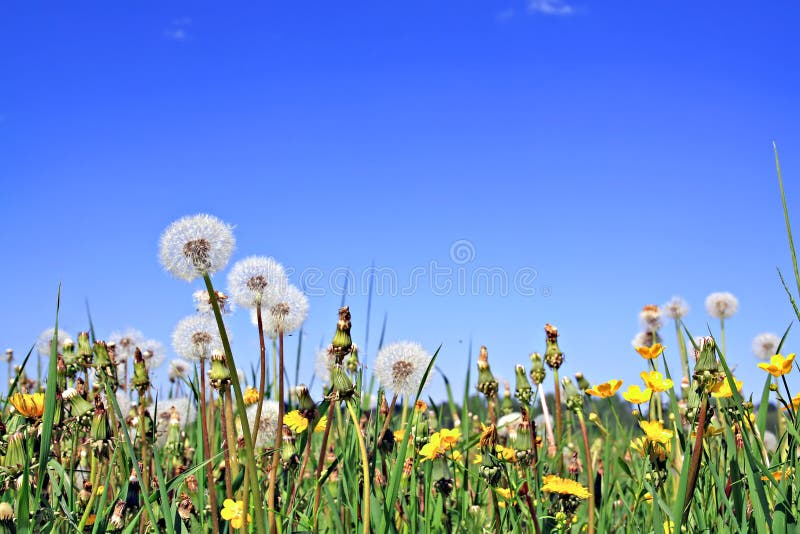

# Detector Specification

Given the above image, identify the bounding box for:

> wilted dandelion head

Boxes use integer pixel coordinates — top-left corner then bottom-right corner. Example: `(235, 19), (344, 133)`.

(159, 214), (235, 281)
(705, 292), (739, 319)
(109, 328), (145, 362)
(193, 289), (234, 315)
(638, 305), (662, 331)
(227, 256), (287, 309)
(149, 397), (197, 447)
(168, 358), (192, 381)
(250, 285), (309, 337)
(752, 332), (781, 361)
(36, 327), (71, 356)
(314, 346), (336, 384)
(172, 314), (223, 361)
(247, 401), (280, 448)
(374, 341), (432, 397)
(663, 296), (689, 320)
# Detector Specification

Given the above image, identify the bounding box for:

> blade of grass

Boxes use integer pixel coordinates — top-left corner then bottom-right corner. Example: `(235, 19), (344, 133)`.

(35, 284), (61, 508)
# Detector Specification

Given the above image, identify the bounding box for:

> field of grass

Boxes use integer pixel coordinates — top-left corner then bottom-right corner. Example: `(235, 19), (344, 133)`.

(2, 147), (799, 533)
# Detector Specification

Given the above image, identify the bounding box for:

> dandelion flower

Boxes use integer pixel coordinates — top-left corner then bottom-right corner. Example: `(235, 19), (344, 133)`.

(752, 333), (781, 361)
(246, 401), (280, 448)
(635, 343), (665, 360)
(220, 499), (251, 529)
(663, 296), (689, 320)
(757, 353), (796, 377)
(585, 379), (623, 398)
(172, 314), (223, 361)
(243, 386), (260, 406)
(639, 304), (663, 331)
(228, 256), (288, 309)
(622, 385), (652, 404)
(10, 392), (45, 419)
(284, 410), (310, 433)
(159, 214), (235, 281)
(314, 416), (328, 432)
(640, 371), (673, 393)
(250, 284), (309, 337)
(705, 292), (739, 319)
(374, 341), (432, 397)
(36, 327), (71, 355)
(168, 358), (192, 382)
(541, 474), (590, 499)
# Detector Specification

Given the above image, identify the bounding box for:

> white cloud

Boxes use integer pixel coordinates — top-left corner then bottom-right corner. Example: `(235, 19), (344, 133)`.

(164, 17), (191, 41)
(528, 0), (575, 15)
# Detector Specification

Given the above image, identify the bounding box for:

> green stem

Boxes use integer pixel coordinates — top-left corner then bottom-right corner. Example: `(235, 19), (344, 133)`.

(346, 399), (371, 534)
(268, 329), (286, 534)
(204, 273), (267, 534)
(577, 413), (595, 534)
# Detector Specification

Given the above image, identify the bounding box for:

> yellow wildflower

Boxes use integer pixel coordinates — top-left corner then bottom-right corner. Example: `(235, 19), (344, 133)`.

(10, 392), (45, 419)
(622, 385), (652, 404)
(472, 453), (483, 464)
(438, 428), (461, 448)
(635, 343), (665, 360)
(762, 468), (794, 481)
(495, 444), (516, 463)
(450, 450), (464, 463)
(314, 415), (328, 432)
(757, 353), (796, 377)
(541, 474), (590, 499)
(220, 499), (251, 529)
(419, 433), (446, 461)
(585, 379), (623, 398)
(691, 424), (725, 438)
(639, 420), (674, 444)
(495, 487), (512, 499)
(393, 428), (405, 442)
(415, 400), (428, 412)
(781, 393), (800, 412)
(243, 387), (260, 406)
(640, 371), (673, 393)
(710, 377), (743, 398)
(284, 410), (309, 433)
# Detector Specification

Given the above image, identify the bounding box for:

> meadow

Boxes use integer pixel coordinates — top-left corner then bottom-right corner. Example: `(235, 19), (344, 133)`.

(2, 148), (799, 534)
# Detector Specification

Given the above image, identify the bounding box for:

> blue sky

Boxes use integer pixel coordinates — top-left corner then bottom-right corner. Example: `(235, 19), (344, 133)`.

(2, 0), (800, 403)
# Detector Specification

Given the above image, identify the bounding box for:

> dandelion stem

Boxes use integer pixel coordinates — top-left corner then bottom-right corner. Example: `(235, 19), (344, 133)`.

(203, 273), (267, 534)
(683, 396), (708, 523)
(346, 399), (371, 534)
(199, 359), (221, 534)
(268, 328), (286, 534)
(253, 305), (267, 445)
(220, 388), (234, 500)
(313, 398), (336, 528)
(577, 412), (595, 534)
(378, 392), (399, 443)
(553, 369), (563, 471)
(538, 386), (557, 458)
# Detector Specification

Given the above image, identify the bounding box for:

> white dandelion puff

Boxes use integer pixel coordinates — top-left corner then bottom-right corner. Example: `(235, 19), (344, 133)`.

(149, 397), (197, 447)
(108, 328), (145, 363)
(193, 289), (235, 315)
(663, 296), (689, 320)
(140, 339), (166, 370)
(631, 331), (662, 349)
(246, 400), (280, 448)
(752, 332), (781, 361)
(36, 327), (71, 355)
(168, 358), (192, 382)
(172, 314), (224, 361)
(705, 292), (739, 319)
(314, 347), (335, 385)
(638, 305), (663, 332)
(373, 341), (433, 397)
(250, 285), (309, 338)
(159, 214), (235, 281)
(227, 256), (288, 309)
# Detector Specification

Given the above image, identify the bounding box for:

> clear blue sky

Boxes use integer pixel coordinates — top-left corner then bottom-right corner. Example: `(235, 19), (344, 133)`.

(2, 1), (800, 403)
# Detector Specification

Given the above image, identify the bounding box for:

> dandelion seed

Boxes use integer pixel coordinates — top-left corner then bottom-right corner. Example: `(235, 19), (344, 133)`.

(752, 332), (781, 361)
(227, 256), (287, 309)
(172, 314), (223, 361)
(663, 296), (689, 320)
(246, 400), (280, 448)
(374, 341), (432, 397)
(193, 289), (234, 315)
(159, 214), (235, 281)
(315, 347), (336, 384)
(168, 358), (191, 382)
(705, 292), (739, 319)
(108, 328), (144, 362)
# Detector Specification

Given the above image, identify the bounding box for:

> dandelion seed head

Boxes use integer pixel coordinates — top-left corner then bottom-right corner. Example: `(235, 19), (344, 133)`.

(172, 314), (223, 361)
(140, 339), (166, 370)
(169, 358), (192, 381)
(663, 296), (689, 320)
(246, 401), (280, 448)
(705, 292), (739, 319)
(227, 256), (287, 309)
(314, 346), (335, 384)
(638, 304), (663, 331)
(159, 214), (235, 281)
(36, 327), (71, 355)
(109, 328), (145, 362)
(149, 397), (197, 447)
(752, 332), (781, 361)
(193, 289), (234, 315)
(249, 285), (309, 338)
(631, 331), (662, 349)
(374, 341), (432, 397)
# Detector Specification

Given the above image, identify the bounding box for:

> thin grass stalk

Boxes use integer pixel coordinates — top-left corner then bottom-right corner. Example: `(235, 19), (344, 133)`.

(553, 369), (563, 469)
(203, 273), (267, 534)
(219, 387), (234, 500)
(346, 399), (371, 534)
(313, 400), (336, 527)
(537, 386), (557, 458)
(267, 328), (286, 534)
(577, 412), (595, 534)
(288, 428), (314, 524)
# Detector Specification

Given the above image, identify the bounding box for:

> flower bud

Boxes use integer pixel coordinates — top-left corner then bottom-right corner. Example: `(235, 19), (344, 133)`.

(514, 364), (532, 405)
(544, 324), (564, 370)
(529, 352), (546, 385)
